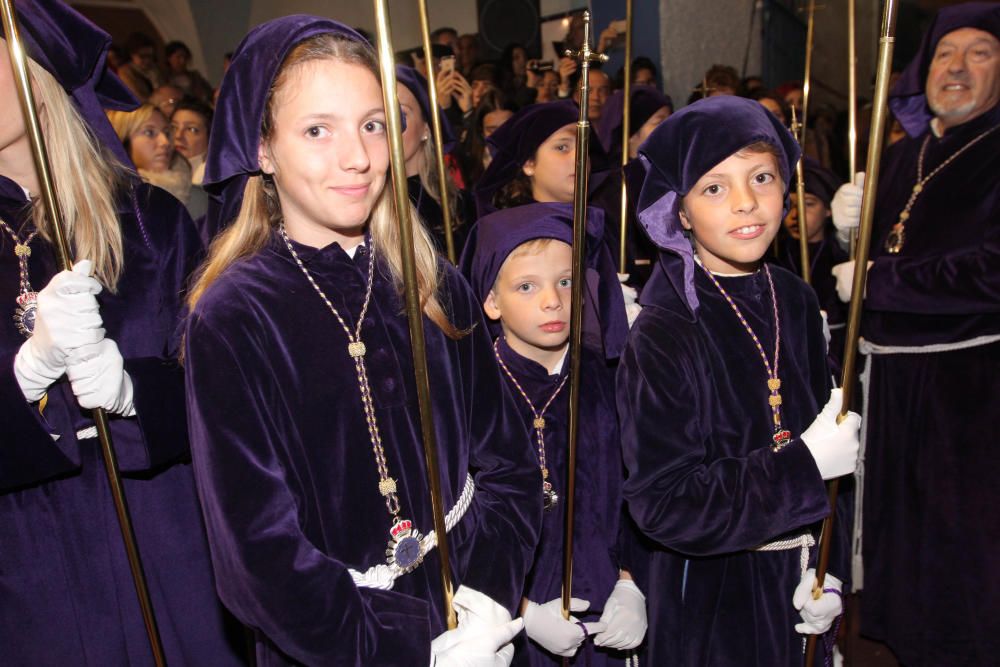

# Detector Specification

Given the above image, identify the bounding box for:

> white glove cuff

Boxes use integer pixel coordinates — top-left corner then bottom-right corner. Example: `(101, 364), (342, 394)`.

(613, 578), (644, 600)
(14, 341), (62, 402)
(453, 585), (512, 625)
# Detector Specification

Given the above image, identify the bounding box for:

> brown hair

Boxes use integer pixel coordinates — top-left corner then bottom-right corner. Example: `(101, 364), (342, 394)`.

(187, 33), (463, 338)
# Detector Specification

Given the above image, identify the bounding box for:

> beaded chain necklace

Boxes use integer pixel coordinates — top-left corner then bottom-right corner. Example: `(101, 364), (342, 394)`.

(280, 225), (425, 573)
(493, 338), (568, 511)
(885, 124), (1000, 255)
(699, 262), (791, 451)
(0, 217), (39, 338)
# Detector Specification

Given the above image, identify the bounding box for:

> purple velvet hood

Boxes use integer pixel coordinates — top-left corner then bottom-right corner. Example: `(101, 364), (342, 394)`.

(636, 95), (799, 315)
(2, 0), (138, 164)
(597, 85), (673, 157)
(460, 202), (628, 360)
(799, 156), (841, 207)
(396, 65), (456, 152)
(474, 100), (609, 217)
(202, 15), (368, 232)
(890, 2), (1000, 138)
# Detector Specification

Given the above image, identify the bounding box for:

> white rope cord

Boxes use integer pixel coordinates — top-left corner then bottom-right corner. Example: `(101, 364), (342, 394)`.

(755, 533), (816, 577)
(350, 473), (475, 590)
(850, 332), (1000, 589)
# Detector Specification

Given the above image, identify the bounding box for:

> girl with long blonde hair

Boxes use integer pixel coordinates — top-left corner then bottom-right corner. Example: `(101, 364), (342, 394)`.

(184, 15), (541, 665)
(0, 2), (243, 664)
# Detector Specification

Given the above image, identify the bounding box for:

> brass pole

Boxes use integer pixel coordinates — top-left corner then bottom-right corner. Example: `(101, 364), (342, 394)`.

(617, 0), (633, 273)
(804, 0), (899, 663)
(847, 0), (860, 259)
(561, 10), (606, 625)
(372, 0), (457, 631)
(416, 0), (456, 264)
(0, 3), (166, 664)
(794, 0), (816, 285)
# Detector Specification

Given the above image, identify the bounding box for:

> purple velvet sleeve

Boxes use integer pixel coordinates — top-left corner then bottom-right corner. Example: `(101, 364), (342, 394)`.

(185, 312), (432, 666)
(618, 318), (830, 557)
(867, 240), (1000, 315)
(0, 356), (79, 490)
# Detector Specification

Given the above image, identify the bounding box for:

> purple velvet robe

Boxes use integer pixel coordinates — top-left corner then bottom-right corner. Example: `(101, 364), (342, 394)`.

(858, 101), (1000, 666)
(184, 233), (542, 666)
(494, 338), (632, 666)
(618, 261), (836, 666)
(0, 176), (245, 665)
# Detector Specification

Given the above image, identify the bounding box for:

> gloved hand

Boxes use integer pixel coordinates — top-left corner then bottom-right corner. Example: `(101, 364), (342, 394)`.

(523, 597), (605, 658)
(831, 172), (865, 246)
(801, 388), (861, 480)
(13, 260), (105, 402)
(618, 274), (641, 327)
(431, 618), (524, 667)
(793, 568), (844, 635)
(831, 260), (873, 303)
(593, 578), (647, 650)
(453, 586), (517, 666)
(65, 339), (136, 416)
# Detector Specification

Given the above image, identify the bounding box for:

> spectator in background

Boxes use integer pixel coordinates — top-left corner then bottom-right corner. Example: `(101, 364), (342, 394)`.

(748, 88), (789, 126)
(117, 32), (162, 101)
(170, 98), (212, 185)
(459, 89), (514, 188)
(500, 43), (535, 108)
(456, 33), (479, 76)
(107, 104), (206, 217)
(106, 44), (125, 73)
(742, 75), (764, 93)
(631, 56), (658, 88)
(532, 67), (560, 103)
(164, 41), (213, 103)
(687, 64), (741, 104)
(432, 26), (459, 54)
(571, 68), (611, 123)
(149, 84), (183, 119)
(470, 63), (500, 108)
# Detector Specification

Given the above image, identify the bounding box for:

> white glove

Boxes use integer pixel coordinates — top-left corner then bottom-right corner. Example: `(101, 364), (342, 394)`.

(523, 597), (605, 658)
(831, 260), (873, 303)
(819, 309), (832, 350)
(831, 172), (865, 246)
(793, 568), (844, 635)
(452, 586), (517, 666)
(13, 260), (105, 402)
(65, 339), (136, 416)
(618, 273), (641, 327)
(801, 388), (861, 480)
(431, 618), (524, 667)
(593, 578), (647, 650)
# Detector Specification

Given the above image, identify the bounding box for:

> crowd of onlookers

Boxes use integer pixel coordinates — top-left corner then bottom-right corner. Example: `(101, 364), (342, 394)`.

(102, 16), (880, 222)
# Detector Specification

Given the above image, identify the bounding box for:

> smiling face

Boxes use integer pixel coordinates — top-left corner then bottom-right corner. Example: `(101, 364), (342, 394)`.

(258, 58), (388, 249)
(926, 27), (1000, 131)
(680, 147), (785, 274)
(129, 109), (173, 172)
(484, 239), (573, 371)
(524, 124), (577, 203)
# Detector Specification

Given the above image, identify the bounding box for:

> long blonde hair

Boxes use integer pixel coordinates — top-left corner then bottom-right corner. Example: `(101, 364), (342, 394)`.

(187, 33), (462, 338)
(27, 59), (126, 290)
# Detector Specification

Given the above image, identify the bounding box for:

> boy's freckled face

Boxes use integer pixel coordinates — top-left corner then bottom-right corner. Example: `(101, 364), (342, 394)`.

(484, 240), (573, 357)
(679, 150), (786, 274)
